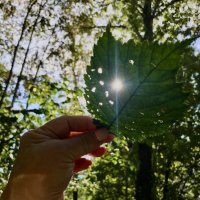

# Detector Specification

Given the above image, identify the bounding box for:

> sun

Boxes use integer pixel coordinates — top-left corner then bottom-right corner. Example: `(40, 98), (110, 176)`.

(111, 78), (123, 92)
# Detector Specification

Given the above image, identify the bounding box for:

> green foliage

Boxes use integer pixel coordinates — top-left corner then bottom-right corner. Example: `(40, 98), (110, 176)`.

(151, 128), (200, 199)
(0, 0), (200, 199)
(85, 31), (194, 140)
(0, 0), (112, 193)
(65, 137), (137, 200)
(88, 139), (136, 200)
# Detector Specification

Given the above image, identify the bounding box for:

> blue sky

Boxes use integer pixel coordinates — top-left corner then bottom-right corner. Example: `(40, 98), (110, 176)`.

(193, 38), (200, 55)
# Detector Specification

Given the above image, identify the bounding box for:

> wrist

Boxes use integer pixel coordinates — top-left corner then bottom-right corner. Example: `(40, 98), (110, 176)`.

(1, 175), (64, 200)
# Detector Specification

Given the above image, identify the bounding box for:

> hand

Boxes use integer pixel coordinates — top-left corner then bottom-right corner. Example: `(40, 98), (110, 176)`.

(1, 116), (115, 200)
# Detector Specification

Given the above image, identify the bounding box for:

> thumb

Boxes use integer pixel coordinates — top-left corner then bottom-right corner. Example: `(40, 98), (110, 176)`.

(62, 129), (113, 160)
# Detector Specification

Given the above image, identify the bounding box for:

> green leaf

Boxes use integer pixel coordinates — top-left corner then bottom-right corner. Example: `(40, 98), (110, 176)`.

(84, 31), (193, 140)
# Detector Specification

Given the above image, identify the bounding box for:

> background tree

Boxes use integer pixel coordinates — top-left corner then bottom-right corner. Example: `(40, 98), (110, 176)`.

(0, 0), (113, 193)
(84, 0), (200, 200)
(0, 0), (199, 199)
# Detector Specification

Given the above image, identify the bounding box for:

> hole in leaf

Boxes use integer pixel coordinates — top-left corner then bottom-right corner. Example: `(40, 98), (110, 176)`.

(91, 87), (96, 92)
(109, 100), (114, 105)
(99, 102), (103, 106)
(98, 68), (103, 74)
(129, 60), (134, 65)
(99, 80), (104, 86)
(105, 91), (109, 97)
(157, 112), (161, 116)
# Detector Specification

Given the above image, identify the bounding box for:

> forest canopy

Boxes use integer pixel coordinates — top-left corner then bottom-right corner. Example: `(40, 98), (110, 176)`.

(0, 0), (199, 199)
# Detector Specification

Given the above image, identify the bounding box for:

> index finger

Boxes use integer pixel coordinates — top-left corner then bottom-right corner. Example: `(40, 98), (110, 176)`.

(38, 116), (96, 139)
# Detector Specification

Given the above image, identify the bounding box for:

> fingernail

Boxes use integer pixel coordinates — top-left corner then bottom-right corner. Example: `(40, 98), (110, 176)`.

(95, 128), (109, 142)
(90, 147), (107, 157)
(102, 134), (115, 143)
(93, 119), (108, 129)
(107, 134), (115, 140)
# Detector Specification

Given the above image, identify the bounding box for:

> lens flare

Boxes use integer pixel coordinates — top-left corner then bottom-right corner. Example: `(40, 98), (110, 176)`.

(111, 78), (123, 92)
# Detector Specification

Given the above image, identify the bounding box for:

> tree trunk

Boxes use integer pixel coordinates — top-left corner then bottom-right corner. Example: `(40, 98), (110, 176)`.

(162, 158), (171, 200)
(135, 143), (153, 200)
(143, 0), (153, 41)
(73, 191), (78, 200)
(135, 1), (154, 199)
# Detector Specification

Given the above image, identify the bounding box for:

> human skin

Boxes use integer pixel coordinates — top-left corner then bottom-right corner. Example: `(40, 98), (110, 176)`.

(1, 116), (115, 200)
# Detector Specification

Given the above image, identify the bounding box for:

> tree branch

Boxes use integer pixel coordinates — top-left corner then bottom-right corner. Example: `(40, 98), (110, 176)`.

(154, 0), (183, 18)
(11, 0), (48, 107)
(136, 6), (143, 16)
(25, 25), (56, 113)
(12, 108), (46, 114)
(152, 0), (162, 17)
(137, 3), (143, 11)
(162, 157), (172, 200)
(25, 60), (42, 109)
(0, 138), (12, 155)
(132, 21), (143, 41)
(80, 25), (127, 29)
(0, 0), (37, 109)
